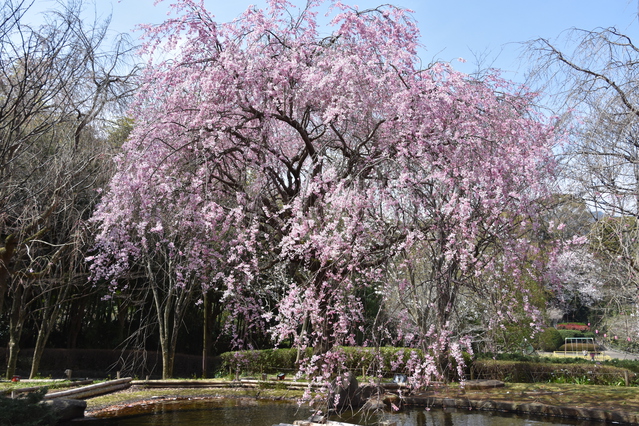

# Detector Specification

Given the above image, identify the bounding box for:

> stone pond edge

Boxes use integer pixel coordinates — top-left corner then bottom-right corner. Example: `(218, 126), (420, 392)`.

(403, 395), (639, 425)
(71, 379), (639, 425)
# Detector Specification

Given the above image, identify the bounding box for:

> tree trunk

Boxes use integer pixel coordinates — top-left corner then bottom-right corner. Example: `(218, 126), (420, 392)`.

(66, 297), (88, 349)
(29, 328), (47, 379)
(6, 283), (26, 380)
(6, 336), (20, 380)
(149, 260), (176, 379)
(202, 290), (211, 378)
(147, 256), (195, 379)
(0, 235), (18, 317)
(116, 297), (130, 345)
(151, 284), (173, 379)
(296, 316), (309, 363)
(160, 337), (175, 379)
(30, 283), (69, 378)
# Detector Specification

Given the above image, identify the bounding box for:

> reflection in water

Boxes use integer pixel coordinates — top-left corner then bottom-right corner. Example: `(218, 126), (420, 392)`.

(378, 408), (602, 426)
(90, 399), (604, 426)
(91, 399), (311, 426)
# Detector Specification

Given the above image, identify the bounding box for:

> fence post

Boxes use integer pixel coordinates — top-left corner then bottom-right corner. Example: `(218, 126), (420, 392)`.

(625, 370), (629, 387)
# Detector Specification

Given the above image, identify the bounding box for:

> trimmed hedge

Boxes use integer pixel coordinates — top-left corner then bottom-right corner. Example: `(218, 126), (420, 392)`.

(557, 329), (595, 339)
(605, 358), (639, 374)
(557, 323), (590, 331)
(472, 359), (636, 385)
(220, 348), (639, 386)
(220, 348), (303, 375)
(220, 346), (471, 381)
(220, 346), (417, 376)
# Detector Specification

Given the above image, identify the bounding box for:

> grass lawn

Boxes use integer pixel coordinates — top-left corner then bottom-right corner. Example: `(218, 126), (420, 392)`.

(0, 379), (91, 393)
(452, 382), (639, 413)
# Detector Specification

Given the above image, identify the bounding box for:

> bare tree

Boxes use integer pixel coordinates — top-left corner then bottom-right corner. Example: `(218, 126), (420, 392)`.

(529, 27), (639, 216)
(528, 26), (639, 333)
(0, 0), (138, 379)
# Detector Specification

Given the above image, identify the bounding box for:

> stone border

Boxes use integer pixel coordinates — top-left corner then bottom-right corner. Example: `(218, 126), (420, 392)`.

(402, 395), (639, 425)
(81, 379), (639, 425)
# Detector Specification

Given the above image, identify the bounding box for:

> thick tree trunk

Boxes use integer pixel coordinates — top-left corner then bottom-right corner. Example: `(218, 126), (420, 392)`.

(160, 336), (175, 379)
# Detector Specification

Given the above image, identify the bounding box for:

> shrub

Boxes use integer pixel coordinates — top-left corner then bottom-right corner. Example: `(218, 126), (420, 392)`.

(556, 323), (590, 331)
(220, 346), (471, 381)
(557, 329), (595, 339)
(0, 389), (59, 426)
(471, 360), (635, 385)
(536, 328), (563, 352)
(220, 348), (303, 375)
(604, 358), (639, 374)
(220, 347), (417, 377)
(477, 352), (538, 362)
(606, 338), (639, 354)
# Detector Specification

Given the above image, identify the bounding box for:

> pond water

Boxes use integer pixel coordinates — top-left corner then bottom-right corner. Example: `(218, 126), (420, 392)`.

(89, 399), (604, 426)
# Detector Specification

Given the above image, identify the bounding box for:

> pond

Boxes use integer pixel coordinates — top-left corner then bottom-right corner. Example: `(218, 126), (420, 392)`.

(89, 399), (605, 426)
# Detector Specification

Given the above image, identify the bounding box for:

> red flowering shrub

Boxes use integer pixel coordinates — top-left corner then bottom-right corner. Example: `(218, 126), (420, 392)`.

(556, 323), (590, 331)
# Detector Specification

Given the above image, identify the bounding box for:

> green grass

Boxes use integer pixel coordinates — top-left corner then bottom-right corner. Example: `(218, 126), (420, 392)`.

(0, 380), (74, 392)
(456, 382), (639, 412)
(85, 386), (305, 412)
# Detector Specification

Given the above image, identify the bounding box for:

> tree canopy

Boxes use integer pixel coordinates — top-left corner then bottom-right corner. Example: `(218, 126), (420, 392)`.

(90, 0), (559, 381)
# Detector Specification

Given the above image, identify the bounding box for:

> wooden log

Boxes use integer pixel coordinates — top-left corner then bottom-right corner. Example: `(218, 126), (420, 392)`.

(44, 378), (132, 400)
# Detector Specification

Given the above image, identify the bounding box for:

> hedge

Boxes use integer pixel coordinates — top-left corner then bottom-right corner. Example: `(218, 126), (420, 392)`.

(472, 360), (637, 385)
(220, 347), (416, 376)
(557, 329), (595, 339)
(220, 348), (303, 375)
(557, 323), (590, 331)
(220, 346), (471, 380)
(220, 348), (639, 386)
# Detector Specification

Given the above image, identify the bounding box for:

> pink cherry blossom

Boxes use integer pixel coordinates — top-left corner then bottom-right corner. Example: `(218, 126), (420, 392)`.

(90, 0), (559, 384)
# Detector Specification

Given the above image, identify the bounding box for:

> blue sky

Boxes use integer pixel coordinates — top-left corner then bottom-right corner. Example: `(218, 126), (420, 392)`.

(27, 0), (639, 80)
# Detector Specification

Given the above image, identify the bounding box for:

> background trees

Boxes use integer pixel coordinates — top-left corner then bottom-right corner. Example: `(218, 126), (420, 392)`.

(7, 0), (623, 382)
(529, 26), (639, 340)
(0, 0), (137, 378)
(531, 28), (639, 218)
